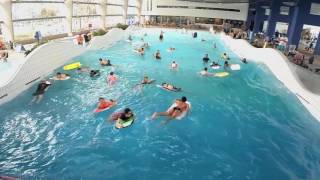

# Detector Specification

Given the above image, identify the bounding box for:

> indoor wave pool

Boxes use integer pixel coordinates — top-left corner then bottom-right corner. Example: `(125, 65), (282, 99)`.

(1, 29), (320, 180)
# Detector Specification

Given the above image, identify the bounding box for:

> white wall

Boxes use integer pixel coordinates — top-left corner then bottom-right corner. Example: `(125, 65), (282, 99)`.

(219, 32), (320, 121)
(142, 0), (248, 21)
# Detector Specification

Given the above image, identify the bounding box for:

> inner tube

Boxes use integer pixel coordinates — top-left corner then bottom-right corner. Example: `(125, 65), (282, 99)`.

(116, 116), (135, 129)
(167, 101), (191, 120)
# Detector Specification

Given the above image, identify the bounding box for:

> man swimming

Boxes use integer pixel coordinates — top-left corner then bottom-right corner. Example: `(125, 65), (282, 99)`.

(203, 54), (210, 64)
(154, 50), (161, 59)
(141, 76), (154, 84)
(135, 47), (145, 55)
(171, 61), (179, 70)
(96, 98), (116, 111)
(31, 80), (52, 104)
(151, 96), (190, 120)
(100, 58), (112, 66)
(159, 31), (164, 41)
(110, 108), (135, 129)
(161, 83), (181, 91)
(90, 70), (101, 78)
(199, 67), (214, 76)
(52, 72), (70, 80)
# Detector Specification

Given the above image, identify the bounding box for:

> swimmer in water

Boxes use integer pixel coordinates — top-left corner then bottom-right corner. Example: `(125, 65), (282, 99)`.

(96, 97), (116, 111)
(167, 47), (176, 52)
(224, 60), (229, 69)
(202, 54), (210, 64)
(31, 80), (52, 104)
(52, 72), (70, 80)
(242, 58), (248, 64)
(90, 70), (101, 78)
(100, 58), (112, 66)
(107, 72), (117, 85)
(170, 61), (179, 70)
(140, 76), (154, 84)
(110, 108), (135, 128)
(159, 31), (164, 41)
(151, 96), (190, 120)
(154, 50), (161, 59)
(161, 83), (181, 91)
(135, 47), (145, 55)
(199, 67), (214, 76)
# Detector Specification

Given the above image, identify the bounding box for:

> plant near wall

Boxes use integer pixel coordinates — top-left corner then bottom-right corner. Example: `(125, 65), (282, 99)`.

(116, 23), (129, 30)
(92, 29), (107, 36)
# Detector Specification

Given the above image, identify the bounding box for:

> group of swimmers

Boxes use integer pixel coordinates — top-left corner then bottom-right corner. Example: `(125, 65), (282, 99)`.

(32, 30), (249, 128)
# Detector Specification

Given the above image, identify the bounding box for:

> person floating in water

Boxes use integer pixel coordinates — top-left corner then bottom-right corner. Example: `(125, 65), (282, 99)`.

(159, 31), (164, 41)
(242, 58), (248, 64)
(140, 76), (154, 84)
(128, 35), (133, 41)
(199, 67), (214, 76)
(161, 83), (181, 91)
(135, 47), (145, 55)
(170, 61), (179, 70)
(213, 42), (217, 49)
(151, 96), (190, 120)
(154, 50), (161, 59)
(31, 80), (52, 104)
(100, 58), (112, 66)
(52, 72), (70, 80)
(96, 98), (116, 111)
(90, 70), (101, 78)
(107, 72), (117, 85)
(224, 60), (229, 69)
(202, 54), (210, 64)
(192, 32), (198, 38)
(167, 47), (176, 53)
(110, 108), (135, 129)
(222, 53), (229, 60)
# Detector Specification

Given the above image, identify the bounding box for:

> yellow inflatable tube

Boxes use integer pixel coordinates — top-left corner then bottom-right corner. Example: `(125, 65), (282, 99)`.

(63, 62), (81, 70)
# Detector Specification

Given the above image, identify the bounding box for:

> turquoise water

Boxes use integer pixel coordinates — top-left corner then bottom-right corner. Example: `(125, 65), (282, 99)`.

(1, 29), (320, 180)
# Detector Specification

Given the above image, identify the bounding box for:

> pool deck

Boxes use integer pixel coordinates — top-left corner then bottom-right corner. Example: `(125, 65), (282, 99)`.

(219, 33), (320, 121)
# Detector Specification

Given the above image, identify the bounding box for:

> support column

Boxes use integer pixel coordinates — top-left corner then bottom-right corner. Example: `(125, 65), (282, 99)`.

(266, 0), (281, 38)
(136, 0), (143, 24)
(65, 0), (73, 36)
(100, 0), (107, 29)
(246, 10), (255, 31)
(314, 33), (320, 55)
(123, 0), (129, 24)
(287, 1), (311, 47)
(253, 5), (266, 35)
(0, 0), (14, 42)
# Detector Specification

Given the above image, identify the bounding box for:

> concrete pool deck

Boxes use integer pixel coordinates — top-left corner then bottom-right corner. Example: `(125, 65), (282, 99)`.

(219, 33), (320, 121)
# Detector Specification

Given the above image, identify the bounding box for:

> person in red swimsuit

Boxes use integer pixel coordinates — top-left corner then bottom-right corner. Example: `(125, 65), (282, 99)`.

(97, 98), (115, 110)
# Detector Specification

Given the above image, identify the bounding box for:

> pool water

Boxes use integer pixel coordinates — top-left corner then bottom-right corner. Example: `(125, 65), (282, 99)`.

(1, 29), (320, 180)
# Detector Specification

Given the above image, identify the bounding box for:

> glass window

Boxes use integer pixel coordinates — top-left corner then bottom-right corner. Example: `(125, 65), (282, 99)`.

(107, 5), (123, 15)
(72, 16), (102, 32)
(12, 3), (66, 20)
(106, 16), (123, 27)
(73, 3), (99, 16)
(128, 7), (138, 15)
(310, 3), (320, 15)
(108, 0), (123, 5)
(280, 6), (290, 15)
(265, 8), (270, 15)
(128, 0), (136, 7)
(13, 18), (67, 40)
